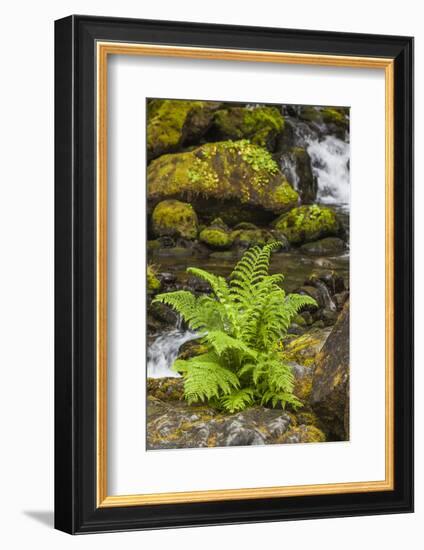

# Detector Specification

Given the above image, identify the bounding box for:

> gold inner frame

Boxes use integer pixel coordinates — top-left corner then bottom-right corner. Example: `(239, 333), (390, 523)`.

(96, 42), (395, 508)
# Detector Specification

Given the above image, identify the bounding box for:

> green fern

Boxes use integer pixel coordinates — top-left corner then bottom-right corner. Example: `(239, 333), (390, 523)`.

(153, 243), (317, 412)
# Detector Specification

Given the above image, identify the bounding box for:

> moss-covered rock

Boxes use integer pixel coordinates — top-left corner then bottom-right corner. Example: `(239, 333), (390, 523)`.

(199, 226), (233, 249)
(147, 377), (184, 401)
(147, 264), (161, 293)
(147, 140), (299, 224)
(151, 200), (198, 239)
(147, 99), (220, 160)
(231, 228), (288, 249)
(274, 205), (341, 245)
(297, 105), (349, 139)
(311, 301), (349, 440)
(283, 328), (331, 366)
(212, 106), (284, 150)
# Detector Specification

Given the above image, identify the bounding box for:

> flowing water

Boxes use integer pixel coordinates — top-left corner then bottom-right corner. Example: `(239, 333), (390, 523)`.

(307, 136), (350, 206)
(147, 329), (199, 378)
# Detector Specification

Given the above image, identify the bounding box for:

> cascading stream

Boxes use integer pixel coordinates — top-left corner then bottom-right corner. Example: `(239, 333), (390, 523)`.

(306, 136), (350, 206)
(147, 329), (198, 378)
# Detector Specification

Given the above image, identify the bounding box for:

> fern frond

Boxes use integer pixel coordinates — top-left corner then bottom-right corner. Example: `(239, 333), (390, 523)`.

(220, 388), (255, 413)
(260, 390), (302, 410)
(205, 330), (256, 360)
(187, 267), (230, 304)
(172, 353), (240, 404)
(153, 291), (196, 324)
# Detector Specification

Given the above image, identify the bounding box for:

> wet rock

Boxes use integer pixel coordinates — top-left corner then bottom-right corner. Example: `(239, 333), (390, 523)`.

(177, 340), (208, 360)
(334, 290), (349, 308)
(146, 401), (298, 449)
(298, 285), (324, 308)
(300, 237), (346, 256)
(307, 269), (345, 295)
(159, 272), (177, 286)
(280, 147), (317, 204)
(148, 301), (179, 329)
(321, 308), (339, 325)
(311, 301), (349, 440)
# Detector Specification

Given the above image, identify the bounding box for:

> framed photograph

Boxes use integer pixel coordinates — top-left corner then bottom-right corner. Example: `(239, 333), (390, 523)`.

(54, 15), (414, 534)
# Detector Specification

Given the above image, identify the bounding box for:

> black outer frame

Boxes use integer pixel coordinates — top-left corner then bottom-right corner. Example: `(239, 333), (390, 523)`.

(54, 15), (414, 534)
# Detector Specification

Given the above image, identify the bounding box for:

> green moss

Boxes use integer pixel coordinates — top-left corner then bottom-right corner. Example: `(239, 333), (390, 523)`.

(271, 181), (300, 208)
(147, 99), (214, 159)
(151, 199), (198, 239)
(147, 377), (184, 401)
(321, 107), (348, 126)
(213, 106), (284, 148)
(274, 205), (341, 245)
(293, 375), (313, 402)
(231, 228), (279, 248)
(199, 227), (233, 249)
(282, 332), (325, 364)
(147, 264), (161, 293)
(147, 140), (298, 213)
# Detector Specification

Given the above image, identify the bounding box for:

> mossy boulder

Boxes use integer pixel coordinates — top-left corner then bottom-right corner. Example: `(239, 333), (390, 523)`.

(147, 140), (299, 225)
(297, 105), (349, 139)
(231, 228), (289, 250)
(212, 106), (284, 150)
(199, 225), (233, 250)
(151, 200), (198, 239)
(274, 205), (342, 245)
(311, 301), (349, 440)
(147, 99), (220, 160)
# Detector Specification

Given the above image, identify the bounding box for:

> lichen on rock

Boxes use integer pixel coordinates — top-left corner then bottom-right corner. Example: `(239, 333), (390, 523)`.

(311, 301), (350, 440)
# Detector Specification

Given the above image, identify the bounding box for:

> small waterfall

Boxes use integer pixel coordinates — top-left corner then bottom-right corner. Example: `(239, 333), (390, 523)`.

(147, 329), (199, 378)
(306, 136), (350, 206)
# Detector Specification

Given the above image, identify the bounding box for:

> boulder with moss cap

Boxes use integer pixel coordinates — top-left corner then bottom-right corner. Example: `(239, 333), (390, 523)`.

(273, 205), (342, 245)
(147, 140), (299, 225)
(212, 106), (285, 151)
(151, 200), (198, 240)
(147, 99), (221, 160)
(199, 219), (233, 250)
